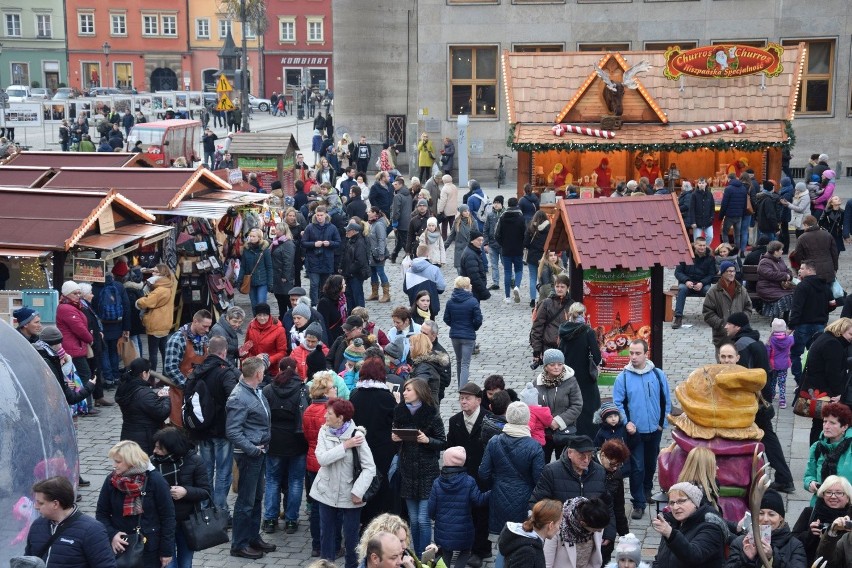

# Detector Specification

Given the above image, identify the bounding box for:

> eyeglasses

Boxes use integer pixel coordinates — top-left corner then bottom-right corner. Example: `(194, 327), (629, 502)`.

(670, 498), (691, 507)
(824, 491), (847, 498)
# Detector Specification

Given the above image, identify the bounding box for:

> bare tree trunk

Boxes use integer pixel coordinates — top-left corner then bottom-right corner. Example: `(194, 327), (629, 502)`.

(258, 33), (265, 98)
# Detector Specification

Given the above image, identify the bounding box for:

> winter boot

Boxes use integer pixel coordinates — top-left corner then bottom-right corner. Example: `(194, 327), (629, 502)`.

(367, 282), (379, 301)
(672, 316), (683, 330)
(379, 283), (391, 303)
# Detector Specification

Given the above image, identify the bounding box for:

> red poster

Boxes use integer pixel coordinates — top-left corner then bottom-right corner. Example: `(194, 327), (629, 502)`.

(583, 268), (651, 385)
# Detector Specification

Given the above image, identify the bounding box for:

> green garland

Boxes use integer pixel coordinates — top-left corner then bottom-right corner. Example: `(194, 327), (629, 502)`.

(506, 121), (797, 154)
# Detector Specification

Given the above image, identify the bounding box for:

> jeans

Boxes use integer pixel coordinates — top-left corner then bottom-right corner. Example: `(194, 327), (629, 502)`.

(693, 226), (714, 244)
(129, 334), (144, 359)
(757, 231), (777, 242)
(721, 216), (742, 246)
(248, 285), (268, 315)
(231, 452), (265, 550)
(304, 470), (332, 552)
(451, 337), (476, 387)
(740, 214), (753, 251)
(502, 255), (523, 297)
(103, 337), (120, 383)
(197, 437), (234, 513)
(263, 454), (306, 522)
(527, 263), (538, 302)
(308, 272), (330, 306)
(792, 323), (825, 382)
(166, 525), (193, 568)
(146, 335), (168, 371)
(628, 429), (663, 509)
(405, 498), (431, 557)
(488, 246), (502, 284)
(345, 277), (365, 308)
(319, 503), (361, 568)
(674, 284), (707, 317)
(203, 151), (214, 169)
(370, 265), (388, 285)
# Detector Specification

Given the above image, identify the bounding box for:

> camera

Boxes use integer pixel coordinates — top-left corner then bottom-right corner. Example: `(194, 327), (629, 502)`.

(845, 520), (852, 530)
(530, 359), (542, 370)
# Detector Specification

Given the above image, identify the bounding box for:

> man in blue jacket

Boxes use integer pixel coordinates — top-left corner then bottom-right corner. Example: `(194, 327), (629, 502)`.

(612, 339), (671, 520)
(26, 476), (116, 567)
(719, 173), (748, 250)
(301, 205), (341, 305)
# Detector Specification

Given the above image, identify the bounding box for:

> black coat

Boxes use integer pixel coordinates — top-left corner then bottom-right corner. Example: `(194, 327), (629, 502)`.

(446, 408), (491, 486)
(499, 525), (546, 568)
(793, 501), (852, 564)
(688, 188), (716, 229)
(727, 524), (805, 568)
(317, 294), (346, 345)
(346, 197), (368, 222)
(675, 250), (716, 287)
(352, 386), (397, 476)
(152, 450), (210, 522)
(115, 376), (171, 455)
(186, 354), (240, 440)
(393, 402), (446, 500)
(410, 350), (451, 404)
(341, 233), (370, 281)
(495, 208), (527, 257)
(789, 275), (834, 328)
(524, 224), (549, 267)
(36, 343), (92, 405)
(459, 244), (491, 301)
(652, 504), (728, 568)
(594, 454), (628, 536)
(270, 238), (296, 295)
(802, 331), (849, 397)
(558, 322), (602, 439)
(263, 379), (308, 457)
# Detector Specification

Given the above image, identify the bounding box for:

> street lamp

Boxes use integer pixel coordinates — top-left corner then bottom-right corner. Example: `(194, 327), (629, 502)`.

(102, 42), (111, 88)
(0, 43), (4, 90)
(239, 0), (250, 132)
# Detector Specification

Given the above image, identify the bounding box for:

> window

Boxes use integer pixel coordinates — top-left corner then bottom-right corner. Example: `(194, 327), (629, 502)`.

(143, 15), (158, 35)
(10, 62), (30, 86)
(644, 41), (697, 51)
(78, 12), (94, 35)
(5, 14), (21, 37)
(711, 39), (767, 47)
(512, 44), (564, 53)
(279, 18), (295, 42)
(114, 63), (132, 89)
(111, 13), (126, 36)
(578, 42), (630, 52)
(218, 19), (231, 39)
(448, 0), (498, 3)
(36, 14), (52, 38)
(449, 46), (498, 117)
(307, 17), (323, 42)
(162, 15), (177, 36)
(196, 18), (209, 39)
(243, 22), (255, 39)
(782, 39), (835, 114)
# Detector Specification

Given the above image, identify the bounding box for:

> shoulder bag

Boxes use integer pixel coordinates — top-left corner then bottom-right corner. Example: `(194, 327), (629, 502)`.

(351, 445), (382, 502)
(239, 251), (265, 295)
(115, 477), (148, 568)
(181, 491), (230, 551)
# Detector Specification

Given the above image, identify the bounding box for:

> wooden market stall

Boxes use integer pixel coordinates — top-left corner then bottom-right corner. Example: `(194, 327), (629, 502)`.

(224, 132), (300, 194)
(1, 151), (154, 168)
(502, 44), (804, 200)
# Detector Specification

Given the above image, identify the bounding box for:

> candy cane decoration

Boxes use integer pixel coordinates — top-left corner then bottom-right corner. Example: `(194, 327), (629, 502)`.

(681, 120), (746, 139)
(552, 124), (615, 139)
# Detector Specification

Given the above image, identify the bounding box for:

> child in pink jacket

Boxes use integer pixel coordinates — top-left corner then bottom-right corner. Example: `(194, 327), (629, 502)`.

(520, 382), (553, 446)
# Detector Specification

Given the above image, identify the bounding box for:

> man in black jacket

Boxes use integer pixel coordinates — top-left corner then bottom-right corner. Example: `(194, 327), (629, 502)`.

(459, 230), (491, 302)
(687, 178), (715, 242)
(672, 238), (716, 329)
(446, 382), (493, 566)
(406, 199), (431, 257)
(789, 260), (835, 384)
(192, 337), (241, 518)
(495, 198), (527, 303)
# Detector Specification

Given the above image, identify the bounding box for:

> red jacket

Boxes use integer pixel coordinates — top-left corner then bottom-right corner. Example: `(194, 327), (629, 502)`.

(528, 404), (553, 446)
(243, 317), (288, 371)
(302, 400), (327, 472)
(291, 343), (329, 381)
(56, 300), (94, 358)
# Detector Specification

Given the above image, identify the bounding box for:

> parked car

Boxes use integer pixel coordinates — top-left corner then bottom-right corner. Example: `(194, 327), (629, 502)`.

(30, 88), (51, 100)
(87, 87), (123, 97)
(5, 85), (32, 102)
(52, 88), (79, 100)
(248, 94), (271, 112)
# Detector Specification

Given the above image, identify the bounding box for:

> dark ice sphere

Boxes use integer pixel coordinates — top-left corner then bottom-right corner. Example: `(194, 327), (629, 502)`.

(0, 319), (79, 564)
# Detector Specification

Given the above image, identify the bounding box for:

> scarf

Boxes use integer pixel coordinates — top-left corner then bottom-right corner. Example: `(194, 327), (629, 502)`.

(272, 234), (291, 247)
(356, 379), (389, 390)
(560, 497), (595, 546)
(416, 306), (430, 320)
(425, 230), (439, 245)
(540, 369), (565, 389)
(337, 293), (348, 322)
(330, 420), (351, 438)
(406, 401), (423, 414)
(719, 277), (737, 300)
(59, 295), (83, 311)
(110, 466), (148, 517)
(502, 423), (531, 438)
(300, 335), (317, 352)
(150, 453), (183, 487)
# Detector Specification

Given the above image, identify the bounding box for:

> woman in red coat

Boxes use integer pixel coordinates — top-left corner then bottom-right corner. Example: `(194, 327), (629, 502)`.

(302, 373), (338, 557)
(56, 280), (95, 382)
(241, 302), (288, 371)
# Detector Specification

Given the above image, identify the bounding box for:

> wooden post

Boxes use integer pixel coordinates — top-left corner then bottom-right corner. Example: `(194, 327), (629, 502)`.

(517, 150), (531, 198)
(650, 265), (665, 367)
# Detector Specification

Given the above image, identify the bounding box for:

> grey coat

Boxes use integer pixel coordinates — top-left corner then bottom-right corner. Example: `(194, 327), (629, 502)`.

(270, 237), (296, 295)
(441, 140), (455, 173)
(445, 218), (474, 270)
(225, 380), (272, 456)
(210, 315), (240, 365)
(309, 422), (376, 508)
(368, 217), (390, 267)
(391, 187), (414, 231)
(534, 368), (584, 431)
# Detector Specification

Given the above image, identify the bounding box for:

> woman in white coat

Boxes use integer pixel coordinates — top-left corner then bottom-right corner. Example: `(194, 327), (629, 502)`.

(781, 181), (811, 238)
(309, 398), (377, 568)
(544, 497), (610, 568)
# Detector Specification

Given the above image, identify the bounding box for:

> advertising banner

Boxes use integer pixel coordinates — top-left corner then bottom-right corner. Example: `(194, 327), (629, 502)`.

(1, 103), (43, 127)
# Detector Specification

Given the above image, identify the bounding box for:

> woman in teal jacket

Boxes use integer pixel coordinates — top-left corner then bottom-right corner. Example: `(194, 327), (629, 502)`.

(804, 403), (852, 505)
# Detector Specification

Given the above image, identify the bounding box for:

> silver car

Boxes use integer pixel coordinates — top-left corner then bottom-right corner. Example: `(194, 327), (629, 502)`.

(248, 94), (271, 112)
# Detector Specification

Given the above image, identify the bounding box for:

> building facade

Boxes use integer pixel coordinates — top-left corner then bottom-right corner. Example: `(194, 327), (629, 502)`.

(0, 0), (66, 90)
(334, 0), (852, 180)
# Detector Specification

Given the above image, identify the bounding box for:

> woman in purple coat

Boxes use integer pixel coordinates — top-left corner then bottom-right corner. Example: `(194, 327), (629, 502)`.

(756, 241), (794, 319)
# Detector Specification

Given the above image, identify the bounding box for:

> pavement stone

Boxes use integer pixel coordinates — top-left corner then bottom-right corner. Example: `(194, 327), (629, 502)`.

(74, 178), (852, 566)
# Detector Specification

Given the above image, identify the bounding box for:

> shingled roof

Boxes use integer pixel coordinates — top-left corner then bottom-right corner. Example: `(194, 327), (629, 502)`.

(547, 194), (693, 272)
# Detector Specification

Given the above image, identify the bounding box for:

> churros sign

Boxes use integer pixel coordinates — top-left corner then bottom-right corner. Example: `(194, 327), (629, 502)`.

(664, 43), (783, 80)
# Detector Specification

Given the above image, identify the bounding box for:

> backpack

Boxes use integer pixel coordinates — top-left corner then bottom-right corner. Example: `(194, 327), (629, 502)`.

(474, 193), (492, 223)
(182, 371), (216, 433)
(97, 281), (124, 322)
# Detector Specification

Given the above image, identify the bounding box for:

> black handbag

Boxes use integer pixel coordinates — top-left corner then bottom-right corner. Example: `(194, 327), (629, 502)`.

(551, 424), (578, 446)
(181, 492), (230, 551)
(351, 446), (382, 502)
(115, 478), (147, 568)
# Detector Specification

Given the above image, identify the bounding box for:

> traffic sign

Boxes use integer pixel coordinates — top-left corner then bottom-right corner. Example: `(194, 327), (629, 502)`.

(216, 74), (233, 93)
(216, 95), (235, 112)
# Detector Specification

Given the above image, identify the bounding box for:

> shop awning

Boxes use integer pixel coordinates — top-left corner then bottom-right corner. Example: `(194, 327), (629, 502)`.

(2, 152), (152, 168)
(146, 190), (270, 219)
(0, 248), (48, 257)
(76, 223), (173, 251)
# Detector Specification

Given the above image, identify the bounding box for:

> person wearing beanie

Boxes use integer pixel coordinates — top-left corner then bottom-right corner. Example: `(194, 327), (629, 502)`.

(55, 279), (95, 388)
(243, 302), (288, 372)
(605, 533), (647, 568)
(406, 197), (432, 257)
(728, 488), (804, 568)
(466, 179), (487, 231)
(533, 346), (582, 462)
(702, 251), (753, 347)
(483, 195), (505, 291)
(339, 338), (367, 390)
(14, 306), (42, 341)
(767, 318), (794, 408)
(651, 481), (727, 568)
(429, 444), (490, 568)
(445, 202), (476, 274)
(456, 225), (490, 302)
(291, 320), (329, 381)
(593, 401), (628, 449)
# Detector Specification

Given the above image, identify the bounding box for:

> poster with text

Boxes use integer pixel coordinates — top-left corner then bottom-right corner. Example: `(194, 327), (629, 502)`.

(237, 156), (278, 192)
(583, 267), (651, 385)
(1, 103), (43, 127)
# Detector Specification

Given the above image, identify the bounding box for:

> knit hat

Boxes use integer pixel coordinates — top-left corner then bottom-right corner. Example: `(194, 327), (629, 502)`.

(719, 260), (737, 274)
(383, 340), (403, 362)
(542, 348), (564, 366)
(459, 382), (482, 396)
(594, 401), (621, 424)
(111, 260), (129, 278)
(726, 311), (750, 328)
(795, 182), (807, 194)
(305, 322), (324, 340)
(615, 534), (643, 565)
(818, 153), (829, 162)
(669, 482), (703, 508)
(417, 199), (428, 207)
(344, 338), (366, 362)
(457, 204), (469, 213)
(443, 446), (467, 467)
(344, 220), (360, 233)
(493, 195), (504, 205)
(469, 229), (484, 241)
(506, 401), (531, 425)
(292, 301), (312, 320)
(824, 169), (836, 180)
(288, 286), (307, 297)
(760, 489), (785, 518)
(39, 325), (63, 345)
(771, 318), (787, 334)
(519, 382), (538, 406)
(255, 303), (271, 316)
(342, 315), (364, 332)
(61, 281), (81, 296)
(13, 306), (37, 328)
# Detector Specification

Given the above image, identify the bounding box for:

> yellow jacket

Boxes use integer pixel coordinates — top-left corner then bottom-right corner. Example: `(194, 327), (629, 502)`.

(417, 140), (436, 168)
(136, 275), (175, 337)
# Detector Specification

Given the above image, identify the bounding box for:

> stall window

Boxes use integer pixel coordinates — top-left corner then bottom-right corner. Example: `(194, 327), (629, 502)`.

(195, 18), (209, 39)
(111, 13), (126, 36)
(36, 15), (52, 38)
(782, 39), (834, 115)
(279, 17), (295, 42)
(578, 42), (630, 51)
(5, 14), (21, 37)
(644, 41), (697, 51)
(450, 46), (498, 117)
(78, 12), (94, 35)
(512, 44), (564, 53)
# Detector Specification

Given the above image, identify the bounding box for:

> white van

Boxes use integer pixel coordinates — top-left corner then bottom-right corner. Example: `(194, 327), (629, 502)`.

(5, 85), (32, 102)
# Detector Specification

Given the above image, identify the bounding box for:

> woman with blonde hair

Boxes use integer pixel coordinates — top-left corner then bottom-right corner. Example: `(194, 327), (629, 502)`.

(96, 440), (175, 568)
(443, 275), (483, 388)
(238, 227), (273, 315)
(408, 332), (448, 404)
(537, 250), (565, 301)
(419, 216), (446, 266)
(676, 446), (720, 514)
(135, 263), (175, 371)
(554, 300), (601, 438)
